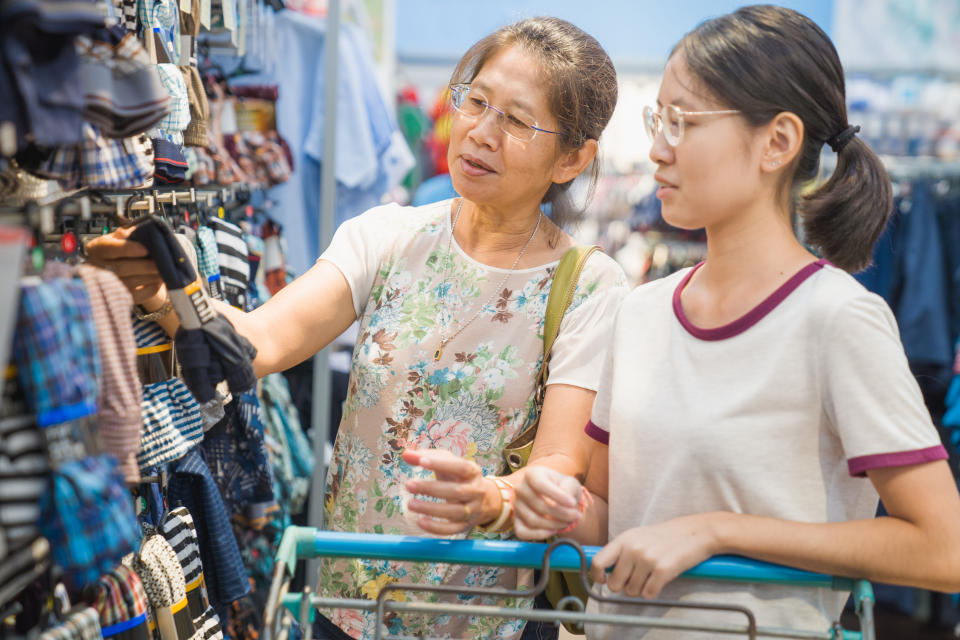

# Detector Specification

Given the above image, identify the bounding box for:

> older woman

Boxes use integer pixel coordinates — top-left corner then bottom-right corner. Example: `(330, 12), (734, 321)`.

(88, 16), (625, 640)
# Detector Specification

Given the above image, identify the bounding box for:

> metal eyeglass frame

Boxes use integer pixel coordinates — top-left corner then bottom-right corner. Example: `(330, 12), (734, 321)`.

(449, 83), (562, 143)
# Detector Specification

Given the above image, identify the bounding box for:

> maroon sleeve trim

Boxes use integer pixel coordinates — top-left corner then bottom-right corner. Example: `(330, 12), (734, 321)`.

(584, 420), (609, 445)
(847, 444), (948, 477)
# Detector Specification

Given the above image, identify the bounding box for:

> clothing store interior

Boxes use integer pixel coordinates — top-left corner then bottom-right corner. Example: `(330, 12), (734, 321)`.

(2, 0), (960, 638)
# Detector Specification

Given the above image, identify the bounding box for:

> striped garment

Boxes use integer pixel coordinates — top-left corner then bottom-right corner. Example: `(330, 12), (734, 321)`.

(159, 508), (224, 639)
(78, 264), (142, 483)
(196, 607), (223, 640)
(132, 317), (173, 388)
(137, 378), (203, 471)
(132, 317), (169, 348)
(204, 219), (248, 309)
(160, 507), (206, 618)
(0, 410), (47, 550)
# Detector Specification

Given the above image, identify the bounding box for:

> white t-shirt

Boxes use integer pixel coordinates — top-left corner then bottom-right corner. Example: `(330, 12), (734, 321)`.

(317, 199), (628, 640)
(586, 259), (947, 639)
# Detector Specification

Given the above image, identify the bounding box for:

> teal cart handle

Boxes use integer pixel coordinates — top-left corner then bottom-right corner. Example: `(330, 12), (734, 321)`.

(277, 528), (855, 591)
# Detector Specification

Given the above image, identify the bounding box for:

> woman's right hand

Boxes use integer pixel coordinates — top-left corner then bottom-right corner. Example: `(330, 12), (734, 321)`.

(513, 466), (583, 540)
(85, 227), (167, 309)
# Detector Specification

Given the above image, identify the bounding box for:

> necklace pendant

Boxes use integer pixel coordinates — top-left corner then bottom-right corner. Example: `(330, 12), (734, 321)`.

(433, 345), (443, 361)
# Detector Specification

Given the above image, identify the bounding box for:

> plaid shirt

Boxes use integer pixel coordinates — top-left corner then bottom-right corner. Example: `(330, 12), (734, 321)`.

(194, 226), (223, 301)
(155, 64), (190, 135)
(39, 607), (102, 640)
(91, 565), (149, 630)
(13, 278), (100, 426)
(38, 455), (140, 591)
(59, 125), (155, 190)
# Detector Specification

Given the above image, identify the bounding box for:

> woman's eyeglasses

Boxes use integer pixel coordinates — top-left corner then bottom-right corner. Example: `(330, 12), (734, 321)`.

(449, 83), (562, 143)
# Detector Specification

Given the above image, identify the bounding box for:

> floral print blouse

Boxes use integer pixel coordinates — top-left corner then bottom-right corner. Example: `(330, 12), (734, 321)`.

(316, 199), (628, 639)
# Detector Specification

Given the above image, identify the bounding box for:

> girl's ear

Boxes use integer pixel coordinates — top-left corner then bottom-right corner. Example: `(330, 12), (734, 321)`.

(760, 111), (803, 172)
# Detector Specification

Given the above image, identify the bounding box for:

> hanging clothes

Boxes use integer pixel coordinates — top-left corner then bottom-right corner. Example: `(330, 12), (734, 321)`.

(234, 9), (414, 274)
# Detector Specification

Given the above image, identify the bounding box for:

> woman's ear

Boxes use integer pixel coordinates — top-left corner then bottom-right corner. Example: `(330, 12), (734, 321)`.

(761, 112), (803, 172)
(552, 138), (598, 185)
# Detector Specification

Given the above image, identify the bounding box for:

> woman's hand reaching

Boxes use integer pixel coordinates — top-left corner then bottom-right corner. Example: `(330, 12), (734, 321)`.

(85, 227), (167, 309)
(402, 448), (500, 535)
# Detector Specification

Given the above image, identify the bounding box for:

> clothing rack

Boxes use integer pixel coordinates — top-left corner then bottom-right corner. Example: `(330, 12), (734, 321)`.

(0, 186), (246, 232)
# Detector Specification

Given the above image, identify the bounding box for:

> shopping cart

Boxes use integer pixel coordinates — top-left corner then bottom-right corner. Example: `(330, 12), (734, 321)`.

(263, 526), (875, 640)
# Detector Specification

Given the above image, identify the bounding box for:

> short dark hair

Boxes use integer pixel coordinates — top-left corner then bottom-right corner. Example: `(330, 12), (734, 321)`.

(451, 16), (618, 229)
(675, 4), (892, 272)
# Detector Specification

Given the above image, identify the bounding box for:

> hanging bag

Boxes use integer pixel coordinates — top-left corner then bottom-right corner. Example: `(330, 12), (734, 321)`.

(501, 245), (599, 635)
(502, 245), (599, 471)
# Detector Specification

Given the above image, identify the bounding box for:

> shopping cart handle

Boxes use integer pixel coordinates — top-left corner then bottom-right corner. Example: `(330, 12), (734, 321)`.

(276, 527), (856, 591)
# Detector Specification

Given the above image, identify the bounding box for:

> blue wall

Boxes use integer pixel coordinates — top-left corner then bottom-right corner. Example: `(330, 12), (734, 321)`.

(396, 1), (834, 70)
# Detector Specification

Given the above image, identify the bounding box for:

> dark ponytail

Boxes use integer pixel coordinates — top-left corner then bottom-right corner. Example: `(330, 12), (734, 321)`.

(677, 4), (892, 272)
(801, 136), (892, 272)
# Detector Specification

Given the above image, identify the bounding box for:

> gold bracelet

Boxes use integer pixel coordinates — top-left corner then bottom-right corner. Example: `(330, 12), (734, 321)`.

(476, 477), (514, 533)
(135, 298), (174, 322)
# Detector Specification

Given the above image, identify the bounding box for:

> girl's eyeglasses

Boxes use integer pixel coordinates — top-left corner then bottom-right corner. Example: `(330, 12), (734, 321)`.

(643, 104), (740, 147)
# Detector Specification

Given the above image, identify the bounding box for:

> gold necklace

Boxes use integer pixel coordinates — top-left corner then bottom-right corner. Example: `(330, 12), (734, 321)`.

(434, 200), (543, 361)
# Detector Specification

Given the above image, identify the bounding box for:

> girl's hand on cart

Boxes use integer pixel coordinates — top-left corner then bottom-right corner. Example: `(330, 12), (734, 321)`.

(402, 448), (501, 535)
(590, 514), (720, 599)
(513, 466), (582, 540)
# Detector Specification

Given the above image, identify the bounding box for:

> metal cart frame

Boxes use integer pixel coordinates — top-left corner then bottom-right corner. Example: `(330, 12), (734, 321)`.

(264, 527), (875, 640)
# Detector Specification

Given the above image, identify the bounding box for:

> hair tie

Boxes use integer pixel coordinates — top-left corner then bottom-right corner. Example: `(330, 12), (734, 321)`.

(826, 125), (860, 153)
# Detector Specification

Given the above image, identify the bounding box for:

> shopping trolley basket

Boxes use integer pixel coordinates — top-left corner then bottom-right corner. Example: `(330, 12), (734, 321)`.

(263, 526), (875, 640)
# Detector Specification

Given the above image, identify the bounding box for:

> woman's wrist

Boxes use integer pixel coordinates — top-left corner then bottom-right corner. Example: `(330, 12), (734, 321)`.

(477, 477), (514, 532)
(135, 296), (173, 321)
(703, 511), (735, 556)
(478, 476), (503, 525)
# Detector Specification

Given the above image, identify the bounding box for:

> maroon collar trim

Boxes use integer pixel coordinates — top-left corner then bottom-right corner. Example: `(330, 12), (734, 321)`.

(673, 259), (829, 341)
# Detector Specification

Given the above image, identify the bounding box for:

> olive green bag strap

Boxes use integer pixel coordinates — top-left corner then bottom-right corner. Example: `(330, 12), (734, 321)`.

(502, 245), (600, 473)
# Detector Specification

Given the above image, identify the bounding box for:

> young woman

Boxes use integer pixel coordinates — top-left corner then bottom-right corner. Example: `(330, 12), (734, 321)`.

(512, 5), (960, 637)
(88, 17), (626, 640)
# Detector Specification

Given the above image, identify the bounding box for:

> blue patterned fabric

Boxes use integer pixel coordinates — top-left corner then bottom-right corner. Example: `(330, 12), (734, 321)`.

(137, 377), (203, 471)
(199, 392), (277, 529)
(38, 455), (140, 592)
(166, 448), (251, 611)
(13, 278), (100, 426)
